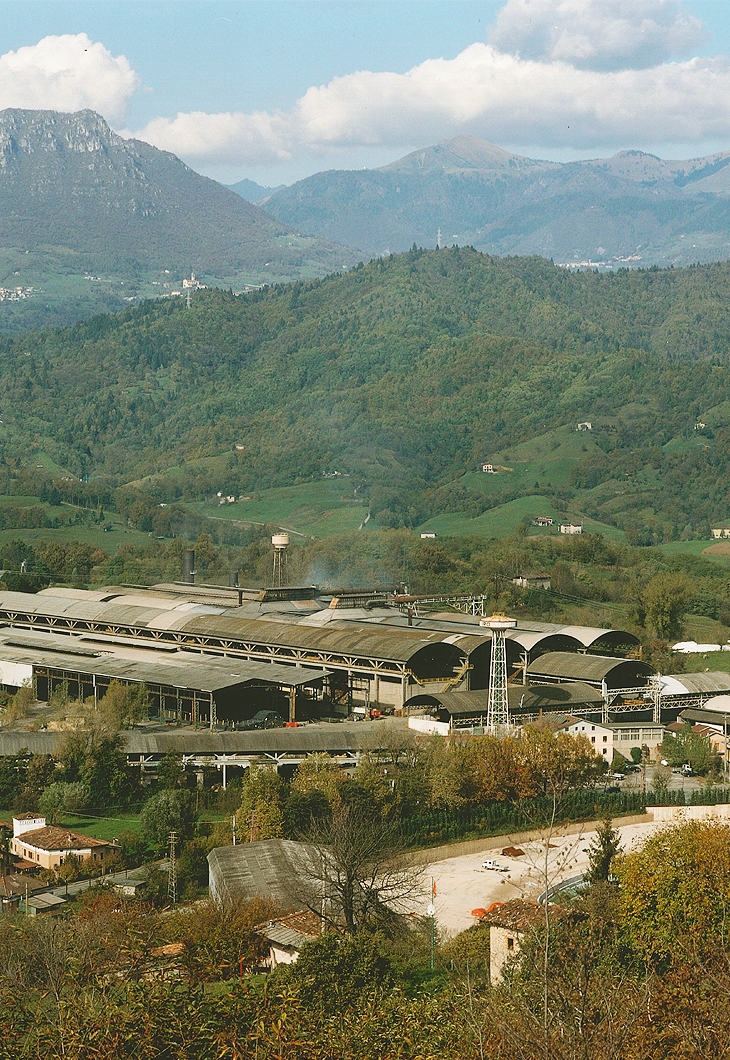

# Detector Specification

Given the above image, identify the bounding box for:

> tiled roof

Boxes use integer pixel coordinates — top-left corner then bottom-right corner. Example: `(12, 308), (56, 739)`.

(16, 826), (111, 852)
(260, 909), (322, 950)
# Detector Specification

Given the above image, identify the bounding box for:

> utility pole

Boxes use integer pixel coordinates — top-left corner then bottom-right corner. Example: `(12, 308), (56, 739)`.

(168, 830), (178, 905)
(428, 878), (436, 971)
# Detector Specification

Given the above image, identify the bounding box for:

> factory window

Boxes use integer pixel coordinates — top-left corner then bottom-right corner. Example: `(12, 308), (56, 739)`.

(591, 737), (595, 743)
(507, 937), (514, 951)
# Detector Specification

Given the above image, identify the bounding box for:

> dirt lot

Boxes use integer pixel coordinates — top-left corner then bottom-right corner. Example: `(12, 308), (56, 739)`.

(703, 541), (730, 555)
(425, 819), (664, 937)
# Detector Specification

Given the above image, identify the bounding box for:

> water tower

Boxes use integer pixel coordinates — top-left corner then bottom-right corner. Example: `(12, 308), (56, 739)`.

(271, 533), (290, 587)
(479, 613), (517, 733)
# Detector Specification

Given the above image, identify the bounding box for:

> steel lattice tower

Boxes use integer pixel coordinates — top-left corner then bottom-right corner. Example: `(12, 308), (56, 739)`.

(480, 613), (517, 733)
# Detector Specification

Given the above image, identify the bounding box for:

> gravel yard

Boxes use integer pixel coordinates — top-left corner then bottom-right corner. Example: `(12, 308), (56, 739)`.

(424, 820), (666, 937)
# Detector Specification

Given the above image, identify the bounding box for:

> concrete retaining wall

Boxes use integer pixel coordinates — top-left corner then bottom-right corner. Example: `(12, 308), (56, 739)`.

(407, 813), (654, 866)
(650, 803), (730, 822)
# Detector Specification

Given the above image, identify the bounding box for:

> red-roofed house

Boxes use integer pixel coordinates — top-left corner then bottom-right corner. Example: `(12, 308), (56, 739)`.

(11, 815), (117, 871)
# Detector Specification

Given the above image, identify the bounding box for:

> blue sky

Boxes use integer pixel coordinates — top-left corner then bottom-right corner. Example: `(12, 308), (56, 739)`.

(4, 1), (730, 185)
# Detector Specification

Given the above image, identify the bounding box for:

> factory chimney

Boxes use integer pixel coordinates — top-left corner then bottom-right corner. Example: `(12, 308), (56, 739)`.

(182, 550), (196, 585)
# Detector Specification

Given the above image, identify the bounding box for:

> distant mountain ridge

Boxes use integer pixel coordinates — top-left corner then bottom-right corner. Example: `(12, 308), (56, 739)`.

(227, 177), (284, 202)
(262, 135), (730, 267)
(0, 109), (356, 331)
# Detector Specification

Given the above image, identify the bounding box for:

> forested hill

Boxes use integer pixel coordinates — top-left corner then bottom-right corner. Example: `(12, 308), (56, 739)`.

(5, 247), (730, 540)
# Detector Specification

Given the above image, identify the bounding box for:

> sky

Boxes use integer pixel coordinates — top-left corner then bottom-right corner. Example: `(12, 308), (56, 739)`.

(3, 0), (730, 186)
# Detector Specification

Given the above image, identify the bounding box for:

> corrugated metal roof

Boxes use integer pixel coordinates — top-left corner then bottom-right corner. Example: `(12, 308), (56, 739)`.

(180, 614), (484, 664)
(32, 653), (329, 693)
(528, 652), (653, 683)
(407, 682), (604, 717)
(0, 591), (488, 667)
(662, 672), (730, 695)
(0, 721), (402, 757)
(208, 839), (320, 906)
(0, 639), (329, 693)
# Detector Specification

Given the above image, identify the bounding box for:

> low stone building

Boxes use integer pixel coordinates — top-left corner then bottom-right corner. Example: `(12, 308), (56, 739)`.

(258, 909), (322, 967)
(480, 900), (545, 984)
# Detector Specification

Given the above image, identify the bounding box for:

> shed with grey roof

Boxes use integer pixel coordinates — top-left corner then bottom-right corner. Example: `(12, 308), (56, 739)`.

(208, 839), (321, 908)
(406, 682), (605, 726)
(527, 652), (653, 690)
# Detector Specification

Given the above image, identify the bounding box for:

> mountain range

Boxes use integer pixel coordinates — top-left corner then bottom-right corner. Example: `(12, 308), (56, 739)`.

(0, 109), (355, 331)
(251, 135), (730, 268)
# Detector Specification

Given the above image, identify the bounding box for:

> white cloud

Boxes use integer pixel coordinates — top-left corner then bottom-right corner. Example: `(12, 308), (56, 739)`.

(135, 44), (730, 166)
(0, 34), (138, 125)
(489, 0), (706, 71)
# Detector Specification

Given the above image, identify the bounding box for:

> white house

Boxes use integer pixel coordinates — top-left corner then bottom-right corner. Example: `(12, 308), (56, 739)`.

(561, 719), (613, 760)
(482, 463), (498, 474)
(560, 523), (583, 535)
(512, 574), (551, 590)
(576, 422), (592, 431)
(711, 528), (730, 539)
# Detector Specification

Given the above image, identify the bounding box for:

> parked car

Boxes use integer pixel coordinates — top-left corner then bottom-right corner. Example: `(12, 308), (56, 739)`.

(243, 710), (284, 730)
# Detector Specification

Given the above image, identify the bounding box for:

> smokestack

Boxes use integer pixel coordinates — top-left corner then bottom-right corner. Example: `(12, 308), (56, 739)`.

(228, 571), (239, 588)
(183, 550), (196, 585)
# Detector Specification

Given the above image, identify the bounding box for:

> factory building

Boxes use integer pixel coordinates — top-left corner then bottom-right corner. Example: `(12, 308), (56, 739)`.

(0, 585), (642, 719)
(0, 628), (329, 727)
(0, 587), (493, 711)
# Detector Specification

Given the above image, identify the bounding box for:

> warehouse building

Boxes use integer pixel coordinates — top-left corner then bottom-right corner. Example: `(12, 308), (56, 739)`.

(405, 682), (605, 730)
(208, 839), (320, 908)
(527, 652), (653, 691)
(0, 628), (329, 727)
(0, 588), (493, 710)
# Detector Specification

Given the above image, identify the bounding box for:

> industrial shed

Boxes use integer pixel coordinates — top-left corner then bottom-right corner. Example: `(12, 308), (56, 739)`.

(406, 682), (605, 727)
(507, 623), (639, 660)
(527, 652), (653, 690)
(208, 839), (321, 908)
(0, 630), (330, 727)
(0, 718), (405, 784)
(0, 589), (491, 709)
(660, 672), (730, 702)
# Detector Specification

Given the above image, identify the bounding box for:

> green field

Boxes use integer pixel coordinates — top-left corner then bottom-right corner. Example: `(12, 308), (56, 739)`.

(417, 495), (626, 540)
(461, 425), (601, 498)
(0, 521), (153, 554)
(187, 479), (368, 538)
(656, 539), (730, 566)
(679, 650), (730, 674)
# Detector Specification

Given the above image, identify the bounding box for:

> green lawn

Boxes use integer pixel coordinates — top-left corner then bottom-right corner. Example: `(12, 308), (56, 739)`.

(656, 539), (730, 566)
(0, 808), (142, 840)
(679, 650), (730, 674)
(460, 425), (601, 497)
